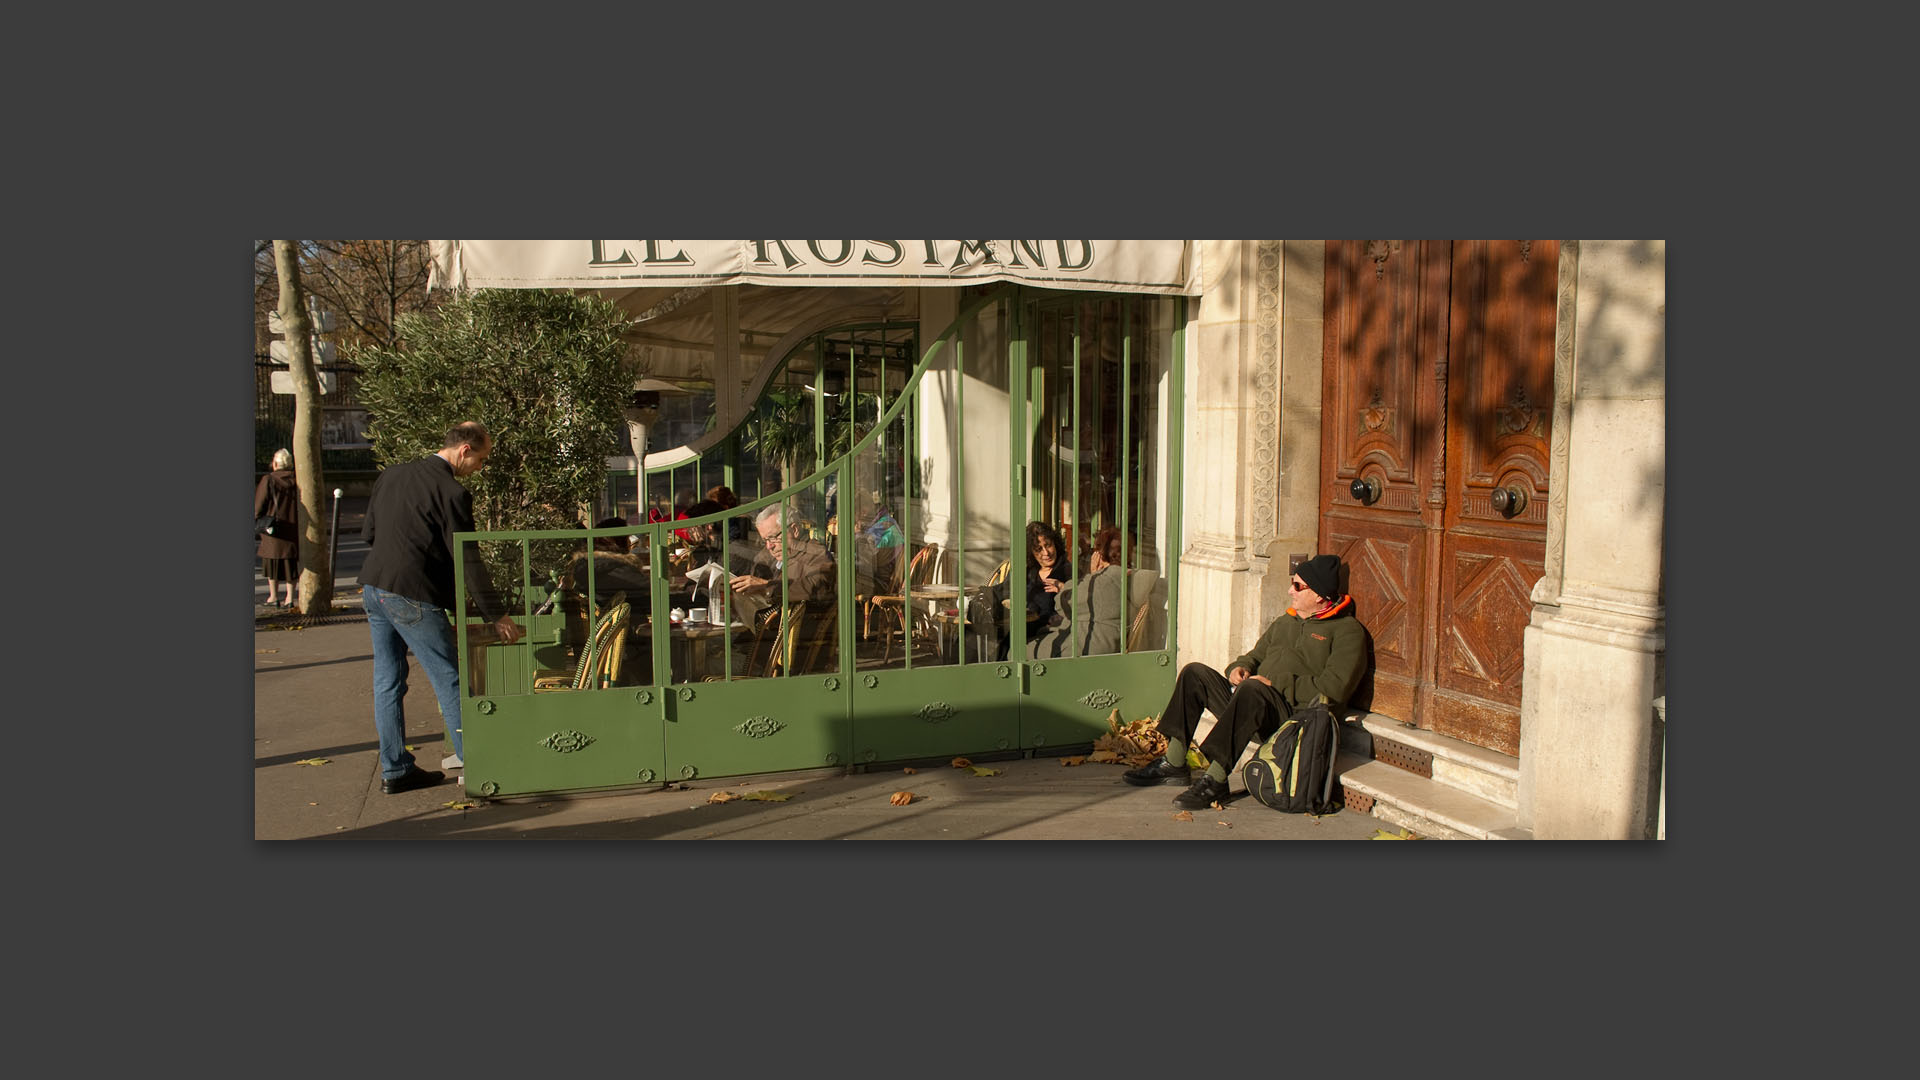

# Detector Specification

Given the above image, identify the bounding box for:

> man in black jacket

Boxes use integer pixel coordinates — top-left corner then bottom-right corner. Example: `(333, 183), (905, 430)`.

(359, 421), (523, 794)
(1122, 553), (1366, 810)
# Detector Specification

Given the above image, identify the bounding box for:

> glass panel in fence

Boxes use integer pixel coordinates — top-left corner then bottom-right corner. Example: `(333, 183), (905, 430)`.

(1020, 295), (1176, 659)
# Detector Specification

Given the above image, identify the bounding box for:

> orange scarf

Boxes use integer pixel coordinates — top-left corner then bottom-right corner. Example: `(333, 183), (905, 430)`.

(1286, 594), (1352, 620)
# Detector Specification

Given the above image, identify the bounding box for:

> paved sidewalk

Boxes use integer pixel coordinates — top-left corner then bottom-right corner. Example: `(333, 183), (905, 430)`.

(254, 615), (1395, 840)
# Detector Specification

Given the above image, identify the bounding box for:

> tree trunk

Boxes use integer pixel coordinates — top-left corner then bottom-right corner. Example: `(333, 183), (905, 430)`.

(274, 240), (334, 615)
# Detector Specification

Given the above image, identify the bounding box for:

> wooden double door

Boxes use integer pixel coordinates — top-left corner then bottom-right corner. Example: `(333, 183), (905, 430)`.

(1318, 240), (1557, 757)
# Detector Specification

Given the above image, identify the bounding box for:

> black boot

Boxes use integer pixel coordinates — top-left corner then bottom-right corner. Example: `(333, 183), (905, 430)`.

(1122, 758), (1191, 787)
(1172, 774), (1229, 810)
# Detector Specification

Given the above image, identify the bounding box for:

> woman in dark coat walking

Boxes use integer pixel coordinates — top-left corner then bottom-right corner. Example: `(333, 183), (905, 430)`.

(255, 448), (300, 607)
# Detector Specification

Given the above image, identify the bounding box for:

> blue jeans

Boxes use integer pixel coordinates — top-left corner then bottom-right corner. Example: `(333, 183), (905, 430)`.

(363, 584), (465, 779)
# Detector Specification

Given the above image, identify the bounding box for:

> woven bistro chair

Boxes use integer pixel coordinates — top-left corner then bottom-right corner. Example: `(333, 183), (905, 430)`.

(869, 542), (939, 665)
(761, 601), (839, 677)
(1125, 596), (1152, 653)
(1123, 570), (1161, 653)
(534, 594), (632, 691)
(858, 542), (906, 640)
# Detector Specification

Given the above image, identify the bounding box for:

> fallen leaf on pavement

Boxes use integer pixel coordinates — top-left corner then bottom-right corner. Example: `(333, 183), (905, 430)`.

(442, 800), (476, 810)
(902, 766), (918, 774)
(308, 802), (318, 806)
(950, 757), (972, 768)
(1217, 821), (1232, 828)
(294, 758), (330, 767)
(707, 791), (740, 803)
(406, 745), (418, 752)
(890, 791), (916, 805)
(965, 765), (1001, 777)
(1172, 810), (1194, 821)
(1371, 828), (1416, 840)
(1088, 750), (1122, 763)
(1060, 756), (1087, 766)
(737, 791), (795, 802)
(256, 649), (278, 654)
(1210, 801), (1227, 811)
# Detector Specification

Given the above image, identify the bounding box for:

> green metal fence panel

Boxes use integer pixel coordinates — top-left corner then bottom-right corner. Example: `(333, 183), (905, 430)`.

(452, 285), (1184, 798)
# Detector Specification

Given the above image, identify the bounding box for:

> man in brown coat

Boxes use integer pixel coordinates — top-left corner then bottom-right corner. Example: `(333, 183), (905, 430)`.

(730, 505), (835, 606)
(731, 505), (836, 672)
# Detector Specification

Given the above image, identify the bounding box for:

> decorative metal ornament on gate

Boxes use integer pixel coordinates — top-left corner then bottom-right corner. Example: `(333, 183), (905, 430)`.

(736, 716), (785, 739)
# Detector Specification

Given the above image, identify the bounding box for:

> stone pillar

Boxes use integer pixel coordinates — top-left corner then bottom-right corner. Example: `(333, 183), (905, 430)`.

(1178, 241), (1323, 668)
(712, 286), (741, 434)
(1273, 241), (1326, 609)
(1521, 240), (1666, 839)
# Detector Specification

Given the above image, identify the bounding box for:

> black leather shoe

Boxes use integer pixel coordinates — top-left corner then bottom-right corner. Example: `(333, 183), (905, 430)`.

(1172, 775), (1230, 810)
(381, 765), (445, 795)
(1123, 758), (1191, 787)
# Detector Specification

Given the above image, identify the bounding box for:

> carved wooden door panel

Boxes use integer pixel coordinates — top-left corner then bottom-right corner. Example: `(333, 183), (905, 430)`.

(1319, 240), (1556, 756)
(1319, 241), (1451, 730)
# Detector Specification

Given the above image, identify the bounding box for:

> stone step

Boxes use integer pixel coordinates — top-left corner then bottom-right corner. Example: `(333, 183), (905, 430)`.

(1202, 707), (1529, 839)
(1354, 713), (1520, 810)
(1336, 757), (1530, 840)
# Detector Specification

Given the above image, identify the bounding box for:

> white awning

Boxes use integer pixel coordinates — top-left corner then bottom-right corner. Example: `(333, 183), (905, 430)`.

(429, 240), (1199, 296)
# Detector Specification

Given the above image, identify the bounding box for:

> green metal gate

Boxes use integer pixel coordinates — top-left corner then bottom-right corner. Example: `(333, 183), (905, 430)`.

(452, 285), (1185, 798)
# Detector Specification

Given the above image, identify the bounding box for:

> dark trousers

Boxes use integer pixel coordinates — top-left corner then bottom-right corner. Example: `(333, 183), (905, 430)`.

(1155, 663), (1293, 769)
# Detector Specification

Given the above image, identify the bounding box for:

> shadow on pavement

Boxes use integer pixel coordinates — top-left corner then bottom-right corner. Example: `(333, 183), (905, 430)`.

(256, 654), (375, 674)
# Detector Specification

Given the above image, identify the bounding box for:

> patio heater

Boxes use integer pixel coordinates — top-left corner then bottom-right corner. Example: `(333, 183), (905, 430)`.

(622, 388), (661, 523)
(621, 377), (691, 523)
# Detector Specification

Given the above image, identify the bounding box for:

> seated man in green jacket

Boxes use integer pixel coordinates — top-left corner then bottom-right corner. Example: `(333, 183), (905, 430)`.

(1123, 553), (1367, 810)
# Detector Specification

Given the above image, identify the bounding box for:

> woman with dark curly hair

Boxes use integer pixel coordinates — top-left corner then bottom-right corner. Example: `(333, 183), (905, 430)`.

(986, 519), (1071, 659)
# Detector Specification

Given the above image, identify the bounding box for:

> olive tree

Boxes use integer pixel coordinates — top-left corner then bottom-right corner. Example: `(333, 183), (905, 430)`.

(349, 288), (638, 607)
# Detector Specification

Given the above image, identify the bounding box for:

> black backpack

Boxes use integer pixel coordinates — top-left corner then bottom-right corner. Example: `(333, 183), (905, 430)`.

(1241, 701), (1341, 814)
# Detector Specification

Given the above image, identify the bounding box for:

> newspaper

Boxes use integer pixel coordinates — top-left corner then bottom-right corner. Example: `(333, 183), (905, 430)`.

(687, 561), (767, 625)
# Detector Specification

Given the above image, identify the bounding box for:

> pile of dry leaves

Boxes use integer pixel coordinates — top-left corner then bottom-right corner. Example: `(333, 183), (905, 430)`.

(1087, 708), (1167, 767)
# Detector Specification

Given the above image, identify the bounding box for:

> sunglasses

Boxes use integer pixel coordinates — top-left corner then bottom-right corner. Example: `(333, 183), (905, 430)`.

(1289, 578), (1312, 592)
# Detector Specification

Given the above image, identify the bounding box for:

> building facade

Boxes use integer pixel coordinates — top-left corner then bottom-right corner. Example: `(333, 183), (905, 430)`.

(429, 240), (1667, 838)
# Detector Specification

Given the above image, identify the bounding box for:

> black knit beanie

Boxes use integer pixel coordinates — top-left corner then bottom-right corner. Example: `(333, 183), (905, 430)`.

(1293, 554), (1341, 599)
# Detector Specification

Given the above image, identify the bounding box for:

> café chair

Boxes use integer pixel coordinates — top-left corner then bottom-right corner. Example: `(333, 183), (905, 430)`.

(923, 558), (1010, 664)
(764, 601), (839, 677)
(1124, 569), (1162, 652)
(870, 542), (939, 664)
(534, 594), (632, 691)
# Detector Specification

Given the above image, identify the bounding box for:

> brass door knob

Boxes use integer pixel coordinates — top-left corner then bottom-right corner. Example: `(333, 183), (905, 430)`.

(1491, 486), (1528, 517)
